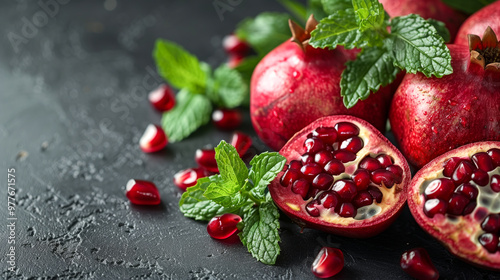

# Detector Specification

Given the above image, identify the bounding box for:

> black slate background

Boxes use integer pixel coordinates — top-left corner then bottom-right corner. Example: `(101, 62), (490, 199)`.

(1, 0), (500, 279)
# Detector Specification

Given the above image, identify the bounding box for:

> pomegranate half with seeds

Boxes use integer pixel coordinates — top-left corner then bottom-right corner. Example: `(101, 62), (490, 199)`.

(408, 141), (500, 270)
(268, 115), (410, 238)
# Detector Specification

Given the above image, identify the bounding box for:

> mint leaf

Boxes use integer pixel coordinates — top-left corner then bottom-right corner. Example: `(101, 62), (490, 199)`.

(426, 19), (451, 43)
(340, 47), (399, 108)
(215, 141), (249, 187)
(204, 181), (249, 208)
(179, 176), (240, 221)
(153, 39), (207, 93)
(321, 0), (352, 14)
(352, 0), (385, 31)
(206, 65), (248, 108)
(161, 89), (212, 142)
(308, 0), (328, 20)
(442, 0), (495, 14)
(236, 12), (291, 55)
(239, 199), (281, 265)
(248, 152), (286, 200)
(278, 0), (308, 22)
(390, 14), (453, 78)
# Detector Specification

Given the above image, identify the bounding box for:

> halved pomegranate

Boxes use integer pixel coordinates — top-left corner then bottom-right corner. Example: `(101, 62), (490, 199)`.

(408, 141), (500, 270)
(269, 116), (410, 238)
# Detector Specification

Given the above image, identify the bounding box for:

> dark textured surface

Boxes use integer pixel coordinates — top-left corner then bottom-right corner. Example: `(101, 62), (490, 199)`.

(1, 1), (500, 279)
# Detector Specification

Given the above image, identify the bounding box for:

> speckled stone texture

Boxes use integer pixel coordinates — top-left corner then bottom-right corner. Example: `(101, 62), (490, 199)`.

(1, 1), (500, 279)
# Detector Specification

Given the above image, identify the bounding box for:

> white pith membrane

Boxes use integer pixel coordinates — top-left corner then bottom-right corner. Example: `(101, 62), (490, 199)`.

(411, 142), (500, 268)
(280, 122), (403, 225)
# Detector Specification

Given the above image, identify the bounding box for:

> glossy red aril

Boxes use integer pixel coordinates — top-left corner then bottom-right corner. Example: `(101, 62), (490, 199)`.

(311, 247), (344, 278)
(148, 84), (175, 112)
(222, 34), (250, 56)
(173, 167), (207, 191)
(126, 179), (161, 205)
(230, 132), (252, 157)
(139, 124), (168, 153)
(269, 116), (410, 238)
(400, 248), (439, 280)
(195, 148), (219, 173)
(212, 108), (242, 131)
(207, 213), (242, 240)
(408, 141), (500, 270)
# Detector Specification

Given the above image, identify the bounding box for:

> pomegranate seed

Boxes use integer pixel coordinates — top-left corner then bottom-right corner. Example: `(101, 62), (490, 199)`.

(227, 54), (244, 68)
(352, 169), (371, 190)
(424, 178), (455, 200)
(324, 159), (345, 175)
(307, 188), (321, 199)
(173, 167), (206, 191)
(478, 233), (499, 253)
(139, 124), (168, 153)
(386, 165), (403, 184)
(314, 150), (334, 166)
(301, 163), (323, 180)
(332, 180), (357, 201)
(368, 186), (383, 203)
(311, 247), (344, 278)
(334, 122), (360, 141)
(463, 201), (476, 215)
(312, 173), (334, 190)
(333, 150), (356, 163)
(126, 179), (161, 205)
(481, 214), (500, 233)
(207, 213), (242, 240)
(488, 148), (500, 167)
(352, 191), (373, 208)
(400, 248), (439, 280)
(443, 157), (461, 177)
(291, 178), (310, 199)
(304, 137), (325, 153)
(288, 160), (302, 170)
(301, 153), (315, 164)
(447, 193), (470, 216)
(455, 183), (478, 200)
(472, 152), (494, 172)
(359, 157), (382, 171)
(195, 149), (219, 173)
(451, 160), (475, 185)
(491, 175), (500, 192)
(424, 199), (448, 218)
(371, 170), (395, 188)
(222, 33), (249, 56)
(230, 132), (252, 157)
(280, 169), (301, 187)
(148, 84), (175, 112)
(376, 154), (393, 168)
(319, 191), (340, 209)
(472, 169), (489, 186)
(312, 127), (338, 144)
(339, 202), (357, 217)
(306, 200), (320, 217)
(339, 137), (363, 153)
(212, 109), (242, 131)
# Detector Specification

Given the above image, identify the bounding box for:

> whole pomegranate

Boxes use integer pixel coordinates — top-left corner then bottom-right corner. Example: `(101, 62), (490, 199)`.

(379, 0), (466, 41)
(389, 27), (500, 168)
(268, 115), (411, 238)
(455, 0), (500, 46)
(407, 141), (500, 270)
(250, 16), (392, 151)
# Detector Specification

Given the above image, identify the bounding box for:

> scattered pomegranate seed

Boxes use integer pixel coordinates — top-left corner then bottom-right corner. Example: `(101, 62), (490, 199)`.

(222, 34), (250, 56)
(195, 148), (219, 173)
(400, 248), (439, 280)
(139, 124), (168, 153)
(230, 132), (252, 157)
(173, 167), (207, 191)
(207, 213), (242, 240)
(227, 54), (245, 68)
(126, 179), (161, 205)
(148, 84), (175, 112)
(311, 247), (344, 278)
(212, 108), (242, 131)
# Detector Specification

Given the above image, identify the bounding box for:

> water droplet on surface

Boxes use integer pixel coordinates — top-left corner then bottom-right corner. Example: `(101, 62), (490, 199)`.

(462, 103), (471, 111)
(460, 117), (467, 127)
(292, 71), (300, 78)
(432, 126), (438, 134)
(448, 100), (457, 106)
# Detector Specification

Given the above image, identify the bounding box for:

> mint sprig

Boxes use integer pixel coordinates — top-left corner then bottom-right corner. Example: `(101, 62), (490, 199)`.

(309, 0), (453, 108)
(179, 141), (286, 264)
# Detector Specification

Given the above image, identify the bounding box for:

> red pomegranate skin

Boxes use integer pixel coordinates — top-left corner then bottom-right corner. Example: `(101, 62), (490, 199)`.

(389, 44), (500, 168)
(250, 42), (392, 151)
(379, 0), (466, 41)
(455, 0), (500, 46)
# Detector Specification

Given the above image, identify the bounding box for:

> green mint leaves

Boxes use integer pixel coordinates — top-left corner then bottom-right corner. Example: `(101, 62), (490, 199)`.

(153, 40), (247, 142)
(309, 0), (453, 109)
(179, 141), (286, 265)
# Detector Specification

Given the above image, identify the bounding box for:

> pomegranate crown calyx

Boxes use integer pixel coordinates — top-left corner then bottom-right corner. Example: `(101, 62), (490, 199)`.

(289, 14), (318, 50)
(468, 26), (500, 72)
